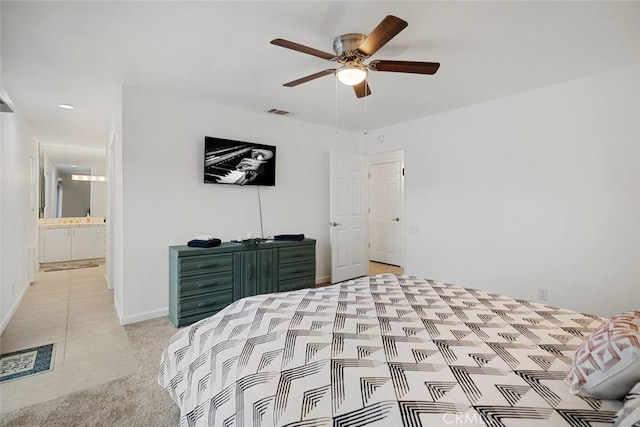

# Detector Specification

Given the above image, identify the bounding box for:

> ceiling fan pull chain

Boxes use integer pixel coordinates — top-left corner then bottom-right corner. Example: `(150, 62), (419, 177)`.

(335, 75), (339, 137)
(364, 79), (368, 134)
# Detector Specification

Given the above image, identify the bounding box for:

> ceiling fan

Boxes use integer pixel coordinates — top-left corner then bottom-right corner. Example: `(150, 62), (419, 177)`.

(270, 15), (440, 98)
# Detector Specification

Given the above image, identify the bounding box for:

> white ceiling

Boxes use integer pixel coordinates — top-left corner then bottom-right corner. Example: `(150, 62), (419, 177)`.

(41, 145), (105, 175)
(2, 1), (639, 161)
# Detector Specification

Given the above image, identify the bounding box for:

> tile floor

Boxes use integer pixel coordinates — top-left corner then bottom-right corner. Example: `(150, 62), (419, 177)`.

(0, 260), (138, 414)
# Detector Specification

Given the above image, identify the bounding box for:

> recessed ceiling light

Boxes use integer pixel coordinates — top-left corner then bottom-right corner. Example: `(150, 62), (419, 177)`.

(58, 104), (75, 110)
(70, 164), (78, 168)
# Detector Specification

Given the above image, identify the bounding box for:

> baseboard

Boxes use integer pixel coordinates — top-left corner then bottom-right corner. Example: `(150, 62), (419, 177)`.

(105, 273), (113, 290)
(0, 281), (30, 335)
(315, 275), (330, 285)
(119, 307), (168, 325)
(118, 276), (328, 325)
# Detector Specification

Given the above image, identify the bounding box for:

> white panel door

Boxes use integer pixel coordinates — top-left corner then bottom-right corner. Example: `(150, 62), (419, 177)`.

(369, 161), (402, 265)
(330, 151), (368, 283)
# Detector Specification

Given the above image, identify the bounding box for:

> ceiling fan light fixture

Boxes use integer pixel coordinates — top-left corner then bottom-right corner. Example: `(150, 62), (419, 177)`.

(272, 15), (437, 98)
(336, 65), (368, 86)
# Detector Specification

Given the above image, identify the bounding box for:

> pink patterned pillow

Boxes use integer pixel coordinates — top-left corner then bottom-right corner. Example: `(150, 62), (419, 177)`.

(565, 311), (640, 399)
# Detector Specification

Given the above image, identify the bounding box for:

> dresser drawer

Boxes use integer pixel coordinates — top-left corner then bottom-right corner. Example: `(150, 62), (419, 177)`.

(279, 246), (315, 264)
(279, 275), (315, 292)
(179, 254), (233, 277)
(179, 289), (233, 315)
(279, 260), (315, 281)
(179, 271), (233, 296)
(178, 310), (224, 327)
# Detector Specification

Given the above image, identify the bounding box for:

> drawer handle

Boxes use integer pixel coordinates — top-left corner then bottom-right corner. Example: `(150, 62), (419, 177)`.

(292, 269), (305, 274)
(198, 300), (218, 308)
(292, 254), (305, 258)
(197, 262), (217, 268)
(198, 281), (217, 288)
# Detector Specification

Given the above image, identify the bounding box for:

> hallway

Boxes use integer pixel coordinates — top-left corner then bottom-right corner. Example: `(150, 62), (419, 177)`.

(0, 261), (137, 414)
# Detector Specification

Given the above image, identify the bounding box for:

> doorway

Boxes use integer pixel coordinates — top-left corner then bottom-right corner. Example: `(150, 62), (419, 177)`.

(368, 150), (405, 275)
(328, 150), (405, 283)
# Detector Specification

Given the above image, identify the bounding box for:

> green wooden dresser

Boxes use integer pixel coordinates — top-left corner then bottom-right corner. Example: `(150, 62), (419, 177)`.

(169, 238), (316, 327)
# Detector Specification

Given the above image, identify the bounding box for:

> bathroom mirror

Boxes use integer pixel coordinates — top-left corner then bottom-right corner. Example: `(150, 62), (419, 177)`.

(39, 145), (106, 218)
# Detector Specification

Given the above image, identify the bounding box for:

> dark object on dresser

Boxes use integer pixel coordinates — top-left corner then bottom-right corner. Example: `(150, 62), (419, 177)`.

(168, 238), (316, 327)
(273, 234), (305, 241)
(187, 238), (222, 248)
(241, 238), (263, 248)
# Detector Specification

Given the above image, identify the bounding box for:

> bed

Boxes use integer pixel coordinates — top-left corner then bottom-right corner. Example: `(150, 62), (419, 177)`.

(159, 274), (624, 426)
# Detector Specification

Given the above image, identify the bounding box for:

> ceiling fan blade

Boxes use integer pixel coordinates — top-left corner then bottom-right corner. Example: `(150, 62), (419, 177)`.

(271, 38), (335, 60)
(353, 80), (372, 98)
(357, 15), (408, 57)
(369, 60), (440, 75)
(283, 69), (336, 87)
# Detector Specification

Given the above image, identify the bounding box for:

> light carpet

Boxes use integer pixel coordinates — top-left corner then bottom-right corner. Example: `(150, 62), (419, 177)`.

(0, 317), (180, 426)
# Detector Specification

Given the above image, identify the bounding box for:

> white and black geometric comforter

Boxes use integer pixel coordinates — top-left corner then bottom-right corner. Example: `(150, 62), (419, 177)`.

(159, 275), (622, 426)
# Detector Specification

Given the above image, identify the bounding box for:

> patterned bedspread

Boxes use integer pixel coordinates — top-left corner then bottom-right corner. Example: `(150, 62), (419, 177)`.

(159, 275), (622, 426)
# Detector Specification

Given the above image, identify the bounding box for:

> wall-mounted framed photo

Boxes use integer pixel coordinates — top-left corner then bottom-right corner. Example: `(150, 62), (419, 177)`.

(204, 137), (276, 186)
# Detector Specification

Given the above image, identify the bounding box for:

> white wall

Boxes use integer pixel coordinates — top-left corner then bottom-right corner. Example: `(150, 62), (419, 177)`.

(0, 91), (39, 332)
(117, 86), (360, 323)
(42, 153), (59, 218)
(107, 87), (124, 313)
(90, 161), (106, 216)
(364, 65), (640, 317)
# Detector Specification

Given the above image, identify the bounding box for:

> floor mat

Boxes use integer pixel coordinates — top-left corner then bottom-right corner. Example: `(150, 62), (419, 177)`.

(44, 262), (99, 272)
(0, 344), (55, 383)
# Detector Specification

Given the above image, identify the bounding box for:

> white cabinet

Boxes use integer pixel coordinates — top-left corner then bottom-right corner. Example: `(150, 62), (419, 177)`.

(71, 228), (96, 260)
(95, 225), (106, 257)
(41, 225), (106, 263)
(44, 228), (72, 262)
(38, 230), (46, 263)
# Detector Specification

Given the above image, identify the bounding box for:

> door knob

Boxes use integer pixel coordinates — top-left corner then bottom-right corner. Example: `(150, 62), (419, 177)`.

(392, 217), (400, 222)
(330, 222), (342, 227)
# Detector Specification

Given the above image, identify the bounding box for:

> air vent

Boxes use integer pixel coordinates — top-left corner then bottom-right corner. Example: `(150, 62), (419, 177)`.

(0, 97), (14, 113)
(265, 108), (292, 116)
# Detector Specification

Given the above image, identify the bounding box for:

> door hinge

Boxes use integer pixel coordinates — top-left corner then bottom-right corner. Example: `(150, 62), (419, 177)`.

(402, 168), (405, 176)
(368, 243), (370, 248)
